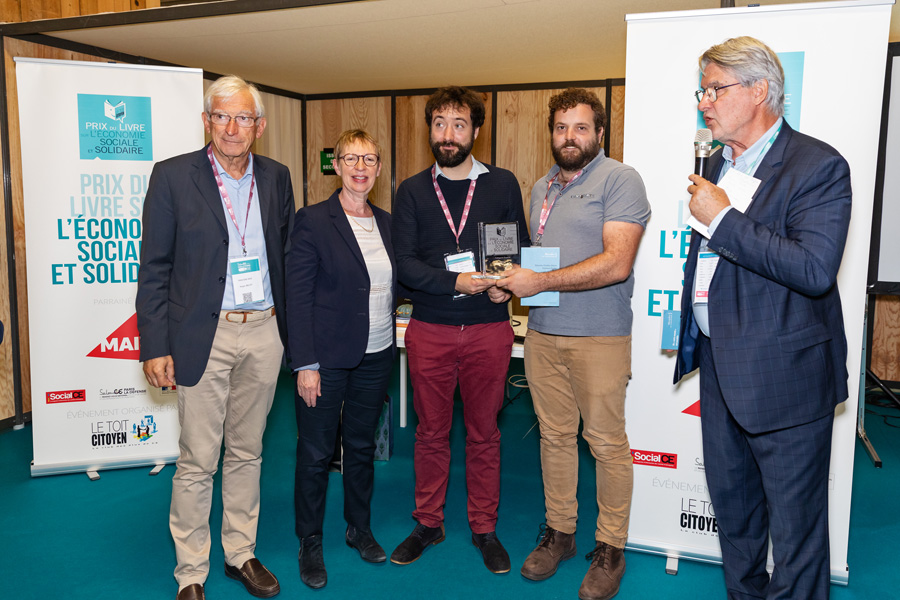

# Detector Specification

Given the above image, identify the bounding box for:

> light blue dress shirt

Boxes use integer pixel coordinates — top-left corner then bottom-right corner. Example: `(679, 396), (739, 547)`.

(211, 153), (274, 311)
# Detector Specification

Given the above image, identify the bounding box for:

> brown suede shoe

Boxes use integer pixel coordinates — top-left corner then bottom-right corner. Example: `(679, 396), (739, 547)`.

(225, 558), (281, 598)
(176, 583), (205, 600)
(578, 542), (625, 600)
(520, 523), (576, 581)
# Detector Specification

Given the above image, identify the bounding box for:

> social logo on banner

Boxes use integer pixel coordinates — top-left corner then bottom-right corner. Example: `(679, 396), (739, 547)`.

(631, 449), (678, 469)
(87, 313), (140, 360)
(77, 94), (153, 161)
(133, 415), (158, 442)
(46, 389), (86, 404)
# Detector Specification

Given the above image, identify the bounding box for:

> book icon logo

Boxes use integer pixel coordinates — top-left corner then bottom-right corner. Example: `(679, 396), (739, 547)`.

(78, 93), (152, 161)
(104, 99), (126, 122)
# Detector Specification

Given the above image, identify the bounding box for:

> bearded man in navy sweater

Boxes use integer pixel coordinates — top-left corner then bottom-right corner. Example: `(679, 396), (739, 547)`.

(390, 86), (529, 574)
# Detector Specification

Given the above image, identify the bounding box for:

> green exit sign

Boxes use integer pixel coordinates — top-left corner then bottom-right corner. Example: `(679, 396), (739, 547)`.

(320, 148), (335, 175)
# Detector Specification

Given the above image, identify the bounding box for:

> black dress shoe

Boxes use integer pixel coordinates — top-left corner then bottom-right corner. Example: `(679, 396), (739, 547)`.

(346, 525), (387, 563)
(176, 583), (205, 600)
(224, 558), (280, 598)
(299, 535), (327, 589)
(390, 523), (445, 565)
(473, 531), (511, 574)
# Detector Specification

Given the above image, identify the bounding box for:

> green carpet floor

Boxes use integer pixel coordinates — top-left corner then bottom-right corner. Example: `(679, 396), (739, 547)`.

(2, 362), (899, 599)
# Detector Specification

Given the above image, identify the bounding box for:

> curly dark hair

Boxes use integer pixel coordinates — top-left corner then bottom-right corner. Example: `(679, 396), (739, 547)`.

(547, 88), (606, 133)
(425, 86), (486, 129)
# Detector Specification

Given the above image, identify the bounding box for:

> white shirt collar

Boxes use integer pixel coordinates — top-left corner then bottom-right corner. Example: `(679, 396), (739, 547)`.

(434, 156), (489, 181)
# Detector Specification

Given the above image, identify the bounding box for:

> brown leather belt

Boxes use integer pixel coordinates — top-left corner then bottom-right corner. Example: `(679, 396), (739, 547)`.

(222, 307), (275, 323)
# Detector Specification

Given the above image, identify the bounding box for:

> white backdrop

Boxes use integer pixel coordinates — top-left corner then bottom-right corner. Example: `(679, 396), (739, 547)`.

(16, 59), (204, 476)
(622, 0), (893, 583)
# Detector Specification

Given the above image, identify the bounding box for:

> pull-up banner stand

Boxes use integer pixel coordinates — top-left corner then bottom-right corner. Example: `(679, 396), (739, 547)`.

(623, 0), (893, 584)
(15, 58), (204, 476)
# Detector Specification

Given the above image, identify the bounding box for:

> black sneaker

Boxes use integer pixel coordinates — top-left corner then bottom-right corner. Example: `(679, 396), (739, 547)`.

(390, 523), (445, 565)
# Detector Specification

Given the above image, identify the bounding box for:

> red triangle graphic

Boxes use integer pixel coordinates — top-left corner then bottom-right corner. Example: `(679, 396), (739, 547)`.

(87, 313), (141, 360)
(682, 399), (701, 417)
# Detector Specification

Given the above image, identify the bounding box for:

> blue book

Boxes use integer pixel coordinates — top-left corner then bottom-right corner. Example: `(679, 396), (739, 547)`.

(520, 247), (560, 307)
(660, 310), (681, 350)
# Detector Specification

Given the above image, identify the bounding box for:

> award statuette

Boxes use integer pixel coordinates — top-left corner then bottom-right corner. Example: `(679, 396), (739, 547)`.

(474, 221), (520, 279)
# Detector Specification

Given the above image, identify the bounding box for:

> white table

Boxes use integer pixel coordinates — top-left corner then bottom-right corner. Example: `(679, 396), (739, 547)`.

(396, 316), (527, 427)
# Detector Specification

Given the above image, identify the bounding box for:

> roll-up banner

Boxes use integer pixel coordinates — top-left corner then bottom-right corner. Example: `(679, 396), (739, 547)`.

(15, 58), (204, 476)
(623, 0), (892, 584)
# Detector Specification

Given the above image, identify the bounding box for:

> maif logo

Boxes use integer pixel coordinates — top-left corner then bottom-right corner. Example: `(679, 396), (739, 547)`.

(77, 94), (153, 161)
(87, 313), (140, 360)
(46, 389), (86, 404)
(631, 449), (678, 469)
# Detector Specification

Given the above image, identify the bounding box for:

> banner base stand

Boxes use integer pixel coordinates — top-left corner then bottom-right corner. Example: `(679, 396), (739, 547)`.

(150, 464), (166, 476)
(31, 454), (178, 477)
(665, 557), (679, 575)
(86, 470), (99, 481)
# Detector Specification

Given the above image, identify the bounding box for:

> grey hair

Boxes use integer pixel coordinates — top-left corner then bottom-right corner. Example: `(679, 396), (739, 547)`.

(204, 75), (265, 118)
(700, 36), (785, 117)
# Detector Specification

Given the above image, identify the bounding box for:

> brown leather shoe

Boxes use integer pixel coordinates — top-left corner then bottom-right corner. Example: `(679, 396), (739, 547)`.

(176, 583), (205, 600)
(520, 524), (576, 581)
(225, 558), (281, 598)
(578, 541), (625, 600)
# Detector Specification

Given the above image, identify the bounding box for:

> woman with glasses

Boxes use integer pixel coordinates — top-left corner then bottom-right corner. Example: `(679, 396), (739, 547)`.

(285, 129), (396, 589)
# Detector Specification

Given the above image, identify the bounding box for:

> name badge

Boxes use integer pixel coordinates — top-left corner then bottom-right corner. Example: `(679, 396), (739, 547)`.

(693, 251), (719, 304)
(445, 250), (477, 300)
(230, 256), (265, 306)
(444, 250), (476, 274)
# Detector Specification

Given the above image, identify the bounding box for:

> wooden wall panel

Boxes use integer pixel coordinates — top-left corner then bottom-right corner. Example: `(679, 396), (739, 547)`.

(609, 85), (625, 162)
(872, 294), (900, 382)
(0, 0), (22, 23)
(61, 0), (80, 18)
(255, 91), (304, 211)
(305, 97), (392, 212)
(39, 0), (62, 20)
(80, 0), (99, 15)
(0, 0), (156, 22)
(2, 38), (111, 421)
(395, 92), (493, 190)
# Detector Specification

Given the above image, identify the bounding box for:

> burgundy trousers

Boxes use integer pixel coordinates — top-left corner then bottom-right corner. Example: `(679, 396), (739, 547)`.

(405, 318), (513, 533)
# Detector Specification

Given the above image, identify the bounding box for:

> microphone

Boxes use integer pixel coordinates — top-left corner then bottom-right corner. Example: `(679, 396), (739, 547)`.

(694, 128), (713, 179)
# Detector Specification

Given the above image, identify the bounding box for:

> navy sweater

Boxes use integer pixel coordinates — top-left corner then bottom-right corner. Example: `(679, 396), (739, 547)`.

(392, 164), (530, 325)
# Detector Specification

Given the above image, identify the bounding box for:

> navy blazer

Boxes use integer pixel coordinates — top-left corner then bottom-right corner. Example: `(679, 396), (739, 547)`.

(285, 190), (397, 370)
(136, 145), (295, 387)
(674, 123), (851, 434)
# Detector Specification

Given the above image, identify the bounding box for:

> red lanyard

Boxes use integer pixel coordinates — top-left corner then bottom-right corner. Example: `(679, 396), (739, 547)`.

(207, 146), (255, 256)
(534, 169), (583, 242)
(432, 165), (476, 252)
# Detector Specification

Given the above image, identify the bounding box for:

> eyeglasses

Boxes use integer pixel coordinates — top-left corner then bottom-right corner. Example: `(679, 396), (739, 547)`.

(694, 82), (741, 103)
(207, 112), (259, 128)
(339, 154), (380, 167)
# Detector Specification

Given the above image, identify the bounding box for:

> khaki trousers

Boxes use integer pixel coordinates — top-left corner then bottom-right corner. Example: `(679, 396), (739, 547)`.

(170, 310), (282, 587)
(524, 329), (634, 547)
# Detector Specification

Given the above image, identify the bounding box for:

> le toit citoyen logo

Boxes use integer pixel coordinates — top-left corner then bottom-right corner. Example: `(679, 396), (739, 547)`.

(77, 94), (152, 161)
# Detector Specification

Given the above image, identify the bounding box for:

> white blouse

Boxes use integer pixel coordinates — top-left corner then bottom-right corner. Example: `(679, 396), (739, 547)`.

(346, 214), (393, 353)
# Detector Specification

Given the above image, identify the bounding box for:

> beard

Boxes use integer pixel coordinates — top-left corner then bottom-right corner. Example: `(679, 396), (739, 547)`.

(430, 137), (474, 169)
(552, 137), (601, 172)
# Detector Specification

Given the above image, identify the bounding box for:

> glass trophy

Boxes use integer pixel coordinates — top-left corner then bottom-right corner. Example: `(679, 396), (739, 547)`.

(474, 221), (520, 279)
